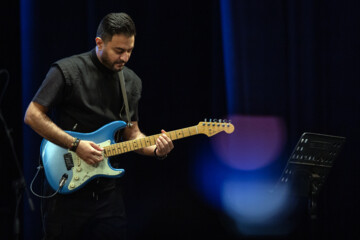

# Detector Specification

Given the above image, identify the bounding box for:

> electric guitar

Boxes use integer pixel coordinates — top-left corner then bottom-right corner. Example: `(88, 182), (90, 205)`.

(40, 120), (234, 194)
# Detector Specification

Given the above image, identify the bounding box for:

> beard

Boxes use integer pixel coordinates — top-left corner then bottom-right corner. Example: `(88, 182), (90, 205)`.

(100, 51), (125, 72)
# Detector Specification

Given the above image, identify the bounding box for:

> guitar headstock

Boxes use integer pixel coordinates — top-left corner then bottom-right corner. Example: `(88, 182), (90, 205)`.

(197, 118), (235, 137)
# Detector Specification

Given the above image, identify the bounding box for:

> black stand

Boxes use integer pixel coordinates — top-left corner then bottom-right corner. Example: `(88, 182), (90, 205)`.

(278, 132), (345, 238)
(0, 69), (35, 239)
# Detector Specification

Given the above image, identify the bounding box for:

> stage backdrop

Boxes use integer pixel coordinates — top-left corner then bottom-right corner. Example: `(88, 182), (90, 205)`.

(7, 0), (359, 239)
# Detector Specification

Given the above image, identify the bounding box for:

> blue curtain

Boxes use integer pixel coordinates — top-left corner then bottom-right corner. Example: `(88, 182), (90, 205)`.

(219, 0), (359, 239)
(19, 0), (359, 239)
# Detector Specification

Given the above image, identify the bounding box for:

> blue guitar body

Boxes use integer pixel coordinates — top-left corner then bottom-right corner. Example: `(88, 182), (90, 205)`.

(40, 121), (127, 194)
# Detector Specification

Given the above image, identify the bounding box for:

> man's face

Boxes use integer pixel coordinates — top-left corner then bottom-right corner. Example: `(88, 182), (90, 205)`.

(96, 34), (135, 72)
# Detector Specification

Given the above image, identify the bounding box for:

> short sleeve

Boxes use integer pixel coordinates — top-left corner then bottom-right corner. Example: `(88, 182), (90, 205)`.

(32, 66), (65, 108)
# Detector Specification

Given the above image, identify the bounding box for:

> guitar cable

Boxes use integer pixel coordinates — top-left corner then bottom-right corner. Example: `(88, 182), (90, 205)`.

(30, 160), (68, 198)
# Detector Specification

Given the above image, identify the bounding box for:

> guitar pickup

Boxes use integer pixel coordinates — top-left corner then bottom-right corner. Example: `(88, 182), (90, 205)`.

(63, 153), (74, 170)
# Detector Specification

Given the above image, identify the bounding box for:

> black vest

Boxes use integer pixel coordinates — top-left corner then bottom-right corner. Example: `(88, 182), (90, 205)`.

(53, 50), (142, 133)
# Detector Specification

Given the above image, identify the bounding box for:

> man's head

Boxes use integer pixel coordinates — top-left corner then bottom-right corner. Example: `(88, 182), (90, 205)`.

(95, 13), (136, 72)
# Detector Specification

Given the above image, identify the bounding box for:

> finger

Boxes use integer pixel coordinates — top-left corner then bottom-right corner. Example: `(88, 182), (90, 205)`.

(157, 138), (170, 156)
(156, 137), (165, 149)
(93, 153), (103, 162)
(156, 137), (171, 155)
(90, 142), (104, 151)
(92, 150), (103, 157)
(160, 130), (171, 141)
(89, 146), (103, 157)
(160, 130), (174, 150)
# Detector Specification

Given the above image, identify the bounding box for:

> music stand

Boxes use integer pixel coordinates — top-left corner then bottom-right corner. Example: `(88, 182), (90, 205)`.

(279, 132), (345, 217)
(277, 132), (345, 237)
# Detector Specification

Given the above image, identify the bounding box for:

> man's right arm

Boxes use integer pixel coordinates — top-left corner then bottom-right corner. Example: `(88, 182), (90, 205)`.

(24, 101), (74, 149)
(24, 101), (104, 165)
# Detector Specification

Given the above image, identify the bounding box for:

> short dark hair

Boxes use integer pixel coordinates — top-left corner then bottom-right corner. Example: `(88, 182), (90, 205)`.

(96, 12), (136, 42)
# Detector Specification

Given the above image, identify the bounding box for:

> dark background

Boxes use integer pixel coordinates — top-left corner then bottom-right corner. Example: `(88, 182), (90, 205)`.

(1, 0), (359, 239)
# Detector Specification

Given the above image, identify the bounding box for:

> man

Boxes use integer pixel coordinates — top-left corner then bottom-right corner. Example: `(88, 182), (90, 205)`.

(24, 12), (174, 239)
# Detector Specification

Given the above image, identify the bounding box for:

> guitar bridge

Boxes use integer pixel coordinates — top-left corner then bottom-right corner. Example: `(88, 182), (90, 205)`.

(63, 153), (74, 170)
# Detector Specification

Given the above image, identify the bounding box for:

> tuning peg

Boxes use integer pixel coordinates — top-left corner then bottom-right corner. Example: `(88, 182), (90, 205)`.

(221, 119), (225, 127)
(204, 118), (207, 122)
(212, 118), (216, 126)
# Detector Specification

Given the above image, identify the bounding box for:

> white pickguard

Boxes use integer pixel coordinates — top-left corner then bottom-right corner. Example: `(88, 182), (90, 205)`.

(67, 140), (122, 191)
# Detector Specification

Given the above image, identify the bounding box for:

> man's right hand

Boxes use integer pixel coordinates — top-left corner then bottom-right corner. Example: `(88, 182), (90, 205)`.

(75, 140), (104, 165)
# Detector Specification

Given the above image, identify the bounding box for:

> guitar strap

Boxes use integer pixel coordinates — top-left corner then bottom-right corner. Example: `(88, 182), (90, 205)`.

(118, 70), (133, 127)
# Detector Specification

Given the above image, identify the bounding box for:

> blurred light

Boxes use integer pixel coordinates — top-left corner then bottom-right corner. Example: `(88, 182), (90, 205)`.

(221, 180), (296, 236)
(222, 180), (290, 223)
(192, 115), (296, 237)
(212, 115), (286, 170)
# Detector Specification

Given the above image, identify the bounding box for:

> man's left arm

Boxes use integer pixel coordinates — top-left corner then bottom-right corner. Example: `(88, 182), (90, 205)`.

(122, 121), (174, 158)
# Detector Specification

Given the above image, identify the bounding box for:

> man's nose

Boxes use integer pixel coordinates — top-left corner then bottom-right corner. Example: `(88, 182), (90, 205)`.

(120, 52), (130, 62)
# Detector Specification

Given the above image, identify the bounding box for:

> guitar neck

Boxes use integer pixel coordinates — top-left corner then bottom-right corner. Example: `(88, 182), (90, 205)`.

(104, 125), (199, 157)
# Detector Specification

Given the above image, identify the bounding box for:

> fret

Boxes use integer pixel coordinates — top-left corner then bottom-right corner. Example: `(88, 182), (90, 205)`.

(136, 140), (141, 149)
(183, 128), (190, 138)
(155, 134), (161, 141)
(120, 142), (127, 153)
(106, 148), (111, 157)
(139, 138), (144, 149)
(143, 138), (148, 147)
(170, 131), (178, 140)
(150, 136), (156, 145)
(111, 146), (117, 155)
(112, 144), (118, 155)
(121, 142), (128, 153)
(175, 130), (184, 138)
(189, 126), (197, 135)
(182, 129), (187, 137)
(141, 137), (149, 147)
(132, 140), (139, 150)
(116, 145), (122, 154)
(138, 138), (144, 149)
(137, 138), (143, 149)
(126, 141), (133, 151)
(113, 145), (118, 155)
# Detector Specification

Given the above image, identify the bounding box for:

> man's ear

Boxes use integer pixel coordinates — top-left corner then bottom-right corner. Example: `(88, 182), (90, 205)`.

(95, 37), (104, 50)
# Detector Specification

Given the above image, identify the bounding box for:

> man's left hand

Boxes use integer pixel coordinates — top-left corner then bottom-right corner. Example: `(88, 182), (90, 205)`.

(155, 129), (174, 157)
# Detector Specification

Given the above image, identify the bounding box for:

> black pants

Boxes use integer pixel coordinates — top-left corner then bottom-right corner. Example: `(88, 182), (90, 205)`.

(42, 185), (127, 240)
